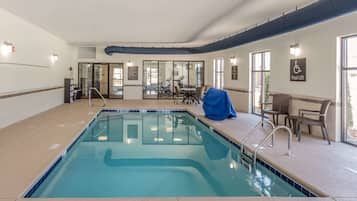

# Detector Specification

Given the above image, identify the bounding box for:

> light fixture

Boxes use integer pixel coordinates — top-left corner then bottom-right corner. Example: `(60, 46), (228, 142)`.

(1, 41), (15, 56)
(290, 43), (301, 57)
(150, 126), (158, 132)
(166, 127), (173, 133)
(229, 56), (238, 65)
(229, 160), (238, 169)
(154, 137), (164, 142)
(126, 60), (133, 66)
(173, 138), (182, 142)
(98, 136), (108, 141)
(50, 54), (59, 63)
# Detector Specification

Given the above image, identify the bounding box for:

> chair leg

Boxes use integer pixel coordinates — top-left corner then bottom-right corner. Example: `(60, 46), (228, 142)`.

(322, 125), (331, 145)
(297, 122), (302, 142)
(261, 112), (264, 127)
(308, 125), (312, 135)
(276, 114), (279, 125)
(320, 127), (326, 140)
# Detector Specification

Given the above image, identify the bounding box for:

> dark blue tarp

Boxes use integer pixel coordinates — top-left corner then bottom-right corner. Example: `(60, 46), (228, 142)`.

(202, 88), (237, 121)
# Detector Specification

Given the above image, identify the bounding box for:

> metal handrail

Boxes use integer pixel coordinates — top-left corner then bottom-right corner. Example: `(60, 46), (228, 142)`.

(240, 119), (275, 152)
(253, 125), (292, 164)
(89, 87), (106, 107)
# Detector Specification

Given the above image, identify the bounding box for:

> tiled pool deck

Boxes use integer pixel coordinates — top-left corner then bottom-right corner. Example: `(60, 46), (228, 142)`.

(0, 99), (356, 201)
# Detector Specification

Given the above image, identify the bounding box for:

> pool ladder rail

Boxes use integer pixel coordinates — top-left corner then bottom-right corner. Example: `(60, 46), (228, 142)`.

(88, 87), (107, 107)
(239, 119), (293, 169)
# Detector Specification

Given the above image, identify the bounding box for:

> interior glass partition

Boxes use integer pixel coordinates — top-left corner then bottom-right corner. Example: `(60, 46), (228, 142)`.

(158, 61), (174, 98)
(143, 60), (204, 99)
(173, 61), (189, 88)
(143, 61), (159, 99)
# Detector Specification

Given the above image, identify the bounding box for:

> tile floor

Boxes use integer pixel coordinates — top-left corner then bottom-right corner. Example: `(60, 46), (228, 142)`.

(0, 99), (356, 201)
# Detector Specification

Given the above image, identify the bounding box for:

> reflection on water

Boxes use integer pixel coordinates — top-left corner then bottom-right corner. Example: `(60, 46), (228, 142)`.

(30, 112), (305, 198)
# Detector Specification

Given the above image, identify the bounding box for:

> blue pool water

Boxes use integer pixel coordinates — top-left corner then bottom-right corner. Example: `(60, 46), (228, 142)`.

(28, 111), (308, 197)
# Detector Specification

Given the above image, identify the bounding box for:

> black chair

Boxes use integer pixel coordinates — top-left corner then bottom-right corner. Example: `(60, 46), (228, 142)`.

(261, 94), (291, 125)
(296, 100), (332, 144)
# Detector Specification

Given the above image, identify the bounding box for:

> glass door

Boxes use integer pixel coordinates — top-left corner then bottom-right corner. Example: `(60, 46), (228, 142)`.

(109, 63), (124, 99)
(143, 61), (159, 99)
(93, 64), (109, 97)
(251, 51), (271, 114)
(78, 63), (93, 97)
(342, 35), (357, 145)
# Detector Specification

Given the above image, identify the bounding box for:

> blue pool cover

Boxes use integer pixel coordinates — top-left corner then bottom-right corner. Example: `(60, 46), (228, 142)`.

(203, 88), (237, 121)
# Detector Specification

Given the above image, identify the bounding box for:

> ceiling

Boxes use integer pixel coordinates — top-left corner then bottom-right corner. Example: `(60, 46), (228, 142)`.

(0, 0), (315, 47)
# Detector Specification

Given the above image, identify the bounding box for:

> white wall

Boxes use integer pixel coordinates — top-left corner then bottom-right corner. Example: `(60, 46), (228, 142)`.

(0, 8), (75, 128)
(204, 11), (357, 141)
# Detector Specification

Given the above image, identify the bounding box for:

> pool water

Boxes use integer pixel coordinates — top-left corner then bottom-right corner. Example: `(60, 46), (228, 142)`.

(28, 111), (307, 197)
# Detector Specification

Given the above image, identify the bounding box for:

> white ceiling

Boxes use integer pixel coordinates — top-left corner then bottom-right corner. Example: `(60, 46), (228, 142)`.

(0, 0), (315, 47)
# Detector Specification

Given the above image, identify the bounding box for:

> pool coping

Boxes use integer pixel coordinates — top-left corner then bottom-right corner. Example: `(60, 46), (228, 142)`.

(22, 108), (322, 198)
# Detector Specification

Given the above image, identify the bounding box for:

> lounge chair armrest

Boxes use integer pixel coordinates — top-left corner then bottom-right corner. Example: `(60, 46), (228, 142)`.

(300, 111), (325, 117)
(261, 102), (272, 110)
(261, 102), (273, 105)
(299, 109), (319, 116)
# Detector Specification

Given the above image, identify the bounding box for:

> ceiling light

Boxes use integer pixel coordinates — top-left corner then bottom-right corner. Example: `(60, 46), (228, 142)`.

(150, 127), (158, 132)
(50, 54), (59, 63)
(290, 43), (301, 57)
(1, 42), (15, 56)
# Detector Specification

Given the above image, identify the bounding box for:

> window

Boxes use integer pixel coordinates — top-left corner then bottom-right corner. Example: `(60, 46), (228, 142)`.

(251, 51), (271, 114)
(342, 35), (357, 145)
(213, 58), (224, 89)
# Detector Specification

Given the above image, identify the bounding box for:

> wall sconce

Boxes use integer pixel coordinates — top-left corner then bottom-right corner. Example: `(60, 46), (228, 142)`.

(50, 54), (59, 63)
(1, 41), (15, 56)
(126, 60), (133, 67)
(230, 56), (238, 65)
(290, 43), (301, 57)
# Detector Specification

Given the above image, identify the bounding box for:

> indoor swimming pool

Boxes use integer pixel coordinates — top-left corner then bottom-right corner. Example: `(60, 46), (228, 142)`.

(26, 111), (314, 198)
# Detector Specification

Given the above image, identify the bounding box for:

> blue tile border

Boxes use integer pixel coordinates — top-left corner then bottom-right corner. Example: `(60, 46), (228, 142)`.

(24, 156), (62, 197)
(23, 109), (318, 198)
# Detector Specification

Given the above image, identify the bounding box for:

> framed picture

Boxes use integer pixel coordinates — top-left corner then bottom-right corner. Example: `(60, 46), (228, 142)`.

(290, 58), (306, 81)
(128, 66), (139, 80)
(231, 65), (238, 80)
